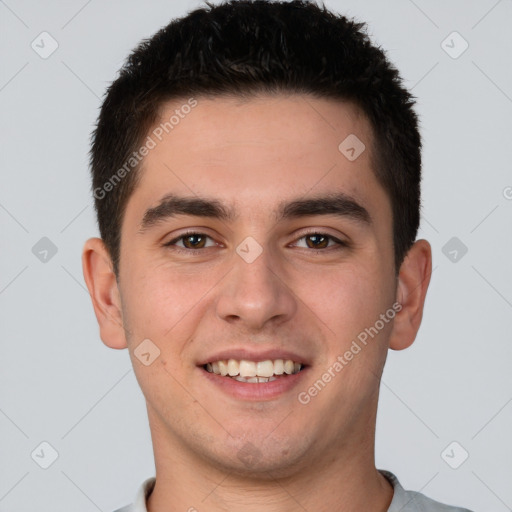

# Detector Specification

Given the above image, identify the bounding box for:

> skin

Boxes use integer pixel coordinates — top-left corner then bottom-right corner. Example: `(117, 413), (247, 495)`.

(82, 94), (431, 512)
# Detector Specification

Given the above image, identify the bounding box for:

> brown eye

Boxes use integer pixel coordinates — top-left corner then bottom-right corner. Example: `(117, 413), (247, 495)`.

(292, 233), (347, 251)
(164, 232), (216, 250)
(182, 234), (207, 249)
(305, 234), (330, 249)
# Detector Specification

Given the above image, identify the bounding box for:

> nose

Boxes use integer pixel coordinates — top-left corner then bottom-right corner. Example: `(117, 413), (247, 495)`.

(215, 244), (297, 331)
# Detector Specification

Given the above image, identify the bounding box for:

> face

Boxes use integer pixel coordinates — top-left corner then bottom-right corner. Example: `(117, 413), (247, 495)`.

(112, 94), (399, 476)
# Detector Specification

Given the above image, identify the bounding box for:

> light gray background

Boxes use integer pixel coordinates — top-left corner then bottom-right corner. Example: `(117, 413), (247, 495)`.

(1, 1), (511, 511)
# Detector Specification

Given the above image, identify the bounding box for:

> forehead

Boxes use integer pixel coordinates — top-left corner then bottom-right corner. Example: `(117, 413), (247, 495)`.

(126, 93), (389, 225)
(155, 94), (372, 166)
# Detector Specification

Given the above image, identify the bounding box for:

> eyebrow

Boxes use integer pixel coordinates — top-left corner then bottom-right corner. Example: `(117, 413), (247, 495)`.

(138, 192), (371, 233)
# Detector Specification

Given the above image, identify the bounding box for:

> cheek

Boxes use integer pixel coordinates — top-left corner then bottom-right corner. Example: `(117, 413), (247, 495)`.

(300, 264), (392, 339)
(299, 266), (394, 406)
(123, 260), (197, 319)
(121, 267), (201, 398)
(119, 260), (219, 366)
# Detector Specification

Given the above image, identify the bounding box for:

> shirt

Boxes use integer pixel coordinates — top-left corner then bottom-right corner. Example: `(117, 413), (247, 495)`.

(112, 470), (474, 512)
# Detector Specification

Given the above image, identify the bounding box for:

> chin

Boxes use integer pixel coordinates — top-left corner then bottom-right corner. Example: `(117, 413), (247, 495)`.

(206, 434), (312, 479)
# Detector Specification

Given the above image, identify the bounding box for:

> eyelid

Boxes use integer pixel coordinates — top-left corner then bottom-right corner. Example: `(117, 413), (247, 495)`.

(163, 230), (219, 249)
(290, 230), (348, 249)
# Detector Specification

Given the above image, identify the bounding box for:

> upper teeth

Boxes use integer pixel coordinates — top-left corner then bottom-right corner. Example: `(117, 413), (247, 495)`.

(205, 359), (302, 378)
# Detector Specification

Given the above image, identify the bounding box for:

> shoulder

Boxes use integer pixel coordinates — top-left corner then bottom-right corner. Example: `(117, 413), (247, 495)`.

(111, 476), (156, 512)
(380, 470), (475, 512)
(397, 489), (475, 512)
(112, 507), (132, 512)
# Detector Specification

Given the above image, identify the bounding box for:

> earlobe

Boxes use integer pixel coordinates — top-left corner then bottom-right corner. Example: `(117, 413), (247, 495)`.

(82, 237), (128, 349)
(389, 239), (432, 351)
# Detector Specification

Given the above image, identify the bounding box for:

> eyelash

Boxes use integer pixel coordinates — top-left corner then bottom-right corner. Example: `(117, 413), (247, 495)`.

(162, 230), (348, 254)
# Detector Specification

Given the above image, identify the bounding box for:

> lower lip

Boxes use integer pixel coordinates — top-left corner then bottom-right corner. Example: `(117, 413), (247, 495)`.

(199, 367), (309, 401)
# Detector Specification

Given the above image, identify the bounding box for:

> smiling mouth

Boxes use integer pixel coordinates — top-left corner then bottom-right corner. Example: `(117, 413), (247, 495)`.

(203, 358), (304, 383)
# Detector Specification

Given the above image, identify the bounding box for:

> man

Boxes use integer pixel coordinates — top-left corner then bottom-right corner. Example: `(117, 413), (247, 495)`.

(82, 1), (473, 510)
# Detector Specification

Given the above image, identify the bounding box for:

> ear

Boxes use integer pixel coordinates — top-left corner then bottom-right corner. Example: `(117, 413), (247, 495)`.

(82, 237), (128, 349)
(389, 239), (432, 351)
